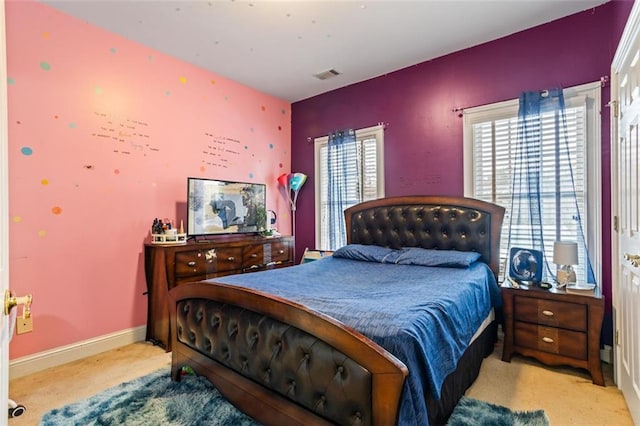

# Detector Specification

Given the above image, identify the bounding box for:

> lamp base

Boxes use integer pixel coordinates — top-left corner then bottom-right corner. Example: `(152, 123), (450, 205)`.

(557, 265), (576, 286)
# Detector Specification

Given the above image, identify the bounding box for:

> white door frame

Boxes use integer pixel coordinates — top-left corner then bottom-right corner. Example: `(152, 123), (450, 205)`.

(1, 1), (11, 424)
(611, 2), (640, 424)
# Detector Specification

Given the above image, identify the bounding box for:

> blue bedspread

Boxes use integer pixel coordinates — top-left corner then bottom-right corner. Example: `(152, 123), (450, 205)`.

(213, 249), (500, 425)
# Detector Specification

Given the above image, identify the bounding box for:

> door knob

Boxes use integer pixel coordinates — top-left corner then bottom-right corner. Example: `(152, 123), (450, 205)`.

(4, 290), (32, 315)
(624, 253), (640, 267)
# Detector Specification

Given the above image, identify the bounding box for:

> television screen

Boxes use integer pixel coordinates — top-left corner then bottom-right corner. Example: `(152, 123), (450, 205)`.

(187, 177), (266, 237)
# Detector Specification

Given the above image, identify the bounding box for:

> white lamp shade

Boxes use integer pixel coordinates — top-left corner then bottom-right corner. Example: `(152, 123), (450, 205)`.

(553, 241), (579, 265)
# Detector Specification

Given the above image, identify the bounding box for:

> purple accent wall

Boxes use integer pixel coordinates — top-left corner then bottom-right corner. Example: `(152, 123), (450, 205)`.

(291, 1), (633, 346)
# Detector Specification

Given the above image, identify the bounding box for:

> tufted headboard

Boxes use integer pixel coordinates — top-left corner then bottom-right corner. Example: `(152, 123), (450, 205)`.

(344, 196), (505, 278)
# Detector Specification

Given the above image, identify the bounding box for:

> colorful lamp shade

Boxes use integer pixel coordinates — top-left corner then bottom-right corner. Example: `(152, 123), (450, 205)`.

(278, 172), (307, 211)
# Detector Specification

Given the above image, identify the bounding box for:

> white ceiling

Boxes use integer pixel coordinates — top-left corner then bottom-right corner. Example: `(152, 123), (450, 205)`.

(42, 0), (608, 102)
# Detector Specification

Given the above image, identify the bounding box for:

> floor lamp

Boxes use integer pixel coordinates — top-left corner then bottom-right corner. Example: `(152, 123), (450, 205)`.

(278, 172), (307, 263)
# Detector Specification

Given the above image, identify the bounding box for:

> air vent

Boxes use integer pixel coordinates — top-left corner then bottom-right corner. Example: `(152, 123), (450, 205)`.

(313, 69), (341, 80)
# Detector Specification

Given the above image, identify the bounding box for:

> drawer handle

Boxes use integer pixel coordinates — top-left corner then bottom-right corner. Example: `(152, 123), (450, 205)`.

(542, 310), (554, 317)
(227, 256), (235, 262)
(251, 253), (258, 258)
(187, 261), (196, 267)
(542, 337), (554, 343)
(249, 264), (259, 269)
(278, 250), (284, 254)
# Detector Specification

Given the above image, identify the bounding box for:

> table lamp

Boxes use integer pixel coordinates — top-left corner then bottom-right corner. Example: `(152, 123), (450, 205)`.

(553, 241), (578, 287)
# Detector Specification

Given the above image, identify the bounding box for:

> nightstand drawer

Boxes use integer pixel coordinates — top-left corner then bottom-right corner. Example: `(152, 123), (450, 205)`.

(514, 295), (587, 331)
(515, 322), (587, 360)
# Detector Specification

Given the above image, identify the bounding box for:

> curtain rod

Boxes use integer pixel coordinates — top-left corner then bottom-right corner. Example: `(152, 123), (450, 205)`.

(306, 122), (388, 143)
(451, 76), (609, 117)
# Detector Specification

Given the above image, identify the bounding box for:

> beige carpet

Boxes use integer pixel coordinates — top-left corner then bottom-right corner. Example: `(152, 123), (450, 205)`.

(9, 340), (633, 425)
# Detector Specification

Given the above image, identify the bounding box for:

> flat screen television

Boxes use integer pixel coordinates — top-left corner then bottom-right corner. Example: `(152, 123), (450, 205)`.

(187, 177), (267, 237)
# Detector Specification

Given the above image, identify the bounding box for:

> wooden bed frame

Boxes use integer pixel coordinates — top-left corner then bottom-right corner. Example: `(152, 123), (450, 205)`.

(168, 196), (505, 425)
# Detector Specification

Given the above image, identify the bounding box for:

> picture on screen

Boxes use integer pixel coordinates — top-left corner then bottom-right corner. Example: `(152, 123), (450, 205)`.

(187, 177), (266, 236)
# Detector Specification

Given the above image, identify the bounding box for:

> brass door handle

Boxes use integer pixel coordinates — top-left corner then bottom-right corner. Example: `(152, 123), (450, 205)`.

(624, 253), (640, 267)
(4, 290), (32, 315)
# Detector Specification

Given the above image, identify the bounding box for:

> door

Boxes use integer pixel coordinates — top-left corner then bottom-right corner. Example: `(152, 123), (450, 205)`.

(612, 2), (640, 424)
(1, 2), (10, 423)
(0, 1), (9, 424)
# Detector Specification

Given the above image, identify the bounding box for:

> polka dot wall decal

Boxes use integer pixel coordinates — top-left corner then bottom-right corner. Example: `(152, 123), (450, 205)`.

(42, 32), (50, 39)
(110, 47), (117, 54)
(269, 143), (274, 149)
(279, 163), (283, 168)
(278, 125), (282, 131)
(249, 173), (254, 179)
(281, 109), (286, 115)
(7, 77), (15, 85)
(41, 179), (49, 185)
(69, 122), (76, 129)
(261, 106), (266, 111)
(53, 115), (58, 119)
(12, 216), (21, 223)
(211, 80), (216, 85)
(51, 206), (62, 215)
(200, 166), (206, 173)
(94, 86), (103, 95)
(244, 145), (248, 150)
(21, 147), (33, 156)
(38, 230), (47, 237)
(166, 90), (171, 96)
(148, 55), (154, 61)
(180, 76), (187, 84)
(16, 121), (21, 125)
(114, 169), (120, 175)
(40, 61), (51, 71)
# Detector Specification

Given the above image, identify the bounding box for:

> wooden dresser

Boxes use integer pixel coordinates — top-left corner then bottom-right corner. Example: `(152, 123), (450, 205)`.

(144, 235), (294, 350)
(501, 283), (605, 385)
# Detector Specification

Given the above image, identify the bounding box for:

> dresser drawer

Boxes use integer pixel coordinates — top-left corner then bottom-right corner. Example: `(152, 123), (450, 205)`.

(269, 241), (291, 263)
(214, 247), (243, 272)
(514, 295), (587, 331)
(515, 321), (587, 360)
(175, 249), (216, 279)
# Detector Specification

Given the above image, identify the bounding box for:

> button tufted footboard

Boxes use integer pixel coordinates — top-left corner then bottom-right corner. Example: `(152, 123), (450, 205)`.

(169, 281), (408, 426)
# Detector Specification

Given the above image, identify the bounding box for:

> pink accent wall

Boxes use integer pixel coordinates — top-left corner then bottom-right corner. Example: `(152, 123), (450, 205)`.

(291, 1), (634, 346)
(6, 1), (291, 359)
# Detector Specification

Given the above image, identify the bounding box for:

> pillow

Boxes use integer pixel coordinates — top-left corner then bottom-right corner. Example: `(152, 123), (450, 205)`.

(393, 247), (481, 268)
(333, 244), (398, 263)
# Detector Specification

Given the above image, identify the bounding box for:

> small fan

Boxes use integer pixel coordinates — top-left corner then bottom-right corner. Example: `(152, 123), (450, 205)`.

(509, 247), (543, 284)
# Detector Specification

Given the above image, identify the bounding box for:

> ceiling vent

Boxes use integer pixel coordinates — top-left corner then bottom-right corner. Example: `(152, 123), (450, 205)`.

(313, 69), (341, 80)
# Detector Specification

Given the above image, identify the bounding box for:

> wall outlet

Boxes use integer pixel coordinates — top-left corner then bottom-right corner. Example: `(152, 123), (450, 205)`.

(16, 315), (33, 334)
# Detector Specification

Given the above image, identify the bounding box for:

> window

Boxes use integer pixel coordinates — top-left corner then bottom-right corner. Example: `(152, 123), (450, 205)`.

(314, 125), (385, 250)
(463, 82), (601, 284)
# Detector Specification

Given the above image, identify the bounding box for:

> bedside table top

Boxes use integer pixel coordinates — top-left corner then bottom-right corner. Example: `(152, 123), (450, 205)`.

(501, 281), (603, 301)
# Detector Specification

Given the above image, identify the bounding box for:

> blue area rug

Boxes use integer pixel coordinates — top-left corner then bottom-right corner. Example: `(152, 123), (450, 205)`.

(40, 368), (549, 426)
(39, 368), (260, 426)
(447, 396), (550, 426)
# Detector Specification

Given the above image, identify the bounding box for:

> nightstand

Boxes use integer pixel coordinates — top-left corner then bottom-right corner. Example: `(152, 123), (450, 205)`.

(501, 283), (605, 386)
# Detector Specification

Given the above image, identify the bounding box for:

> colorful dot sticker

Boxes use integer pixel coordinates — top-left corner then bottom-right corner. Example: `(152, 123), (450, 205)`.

(199, 166), (206, 173)
(21, 147), (33, 156)
(94, 86), (103, 95)
(281, 109), (286, 115)
(179, 76), (187, 84)
(261, 106), (266, 111)
(249, 173), (254, 179)
(69, 123), (76, 129)
(38, 230), (47, 237)
(110, 47), (117, 54)
(51, 206), (62, 215)
(12, 216), (21, 223)
(114, 169), (120, 175)
(40, 61), (51, 71)
(41, 179), (49, 185)
(148, 55), (154, 62)
(269, 143), (274, 149)
(166, 91), (171, 96)
(7, 77), (15, 85)
(211, 80), (216, 85)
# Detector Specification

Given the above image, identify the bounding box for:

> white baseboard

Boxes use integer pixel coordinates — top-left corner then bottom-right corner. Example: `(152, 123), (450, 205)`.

(601, 344), (613, 364)
(9, 326), (147, 379)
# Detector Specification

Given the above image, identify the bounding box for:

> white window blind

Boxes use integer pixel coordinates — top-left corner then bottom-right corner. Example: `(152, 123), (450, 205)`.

(464, 82), (601, 284)
(314, 125), (384, 250)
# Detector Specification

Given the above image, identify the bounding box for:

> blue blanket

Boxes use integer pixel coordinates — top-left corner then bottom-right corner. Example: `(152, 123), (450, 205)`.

(214, 248), (500, 425)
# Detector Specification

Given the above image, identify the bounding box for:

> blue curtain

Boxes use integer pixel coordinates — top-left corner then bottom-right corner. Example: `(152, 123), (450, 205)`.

(327, 129), (357, 249)
(508, 88), (595, 284)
